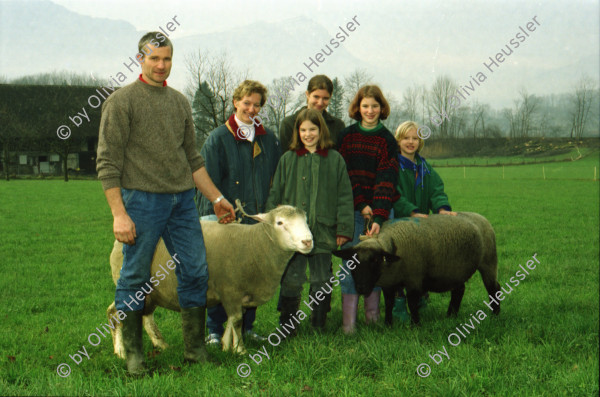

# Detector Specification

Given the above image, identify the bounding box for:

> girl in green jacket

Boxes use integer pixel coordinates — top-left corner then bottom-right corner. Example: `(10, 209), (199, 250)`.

(266, 109), (354, 334)
(391, 120), (457, 321)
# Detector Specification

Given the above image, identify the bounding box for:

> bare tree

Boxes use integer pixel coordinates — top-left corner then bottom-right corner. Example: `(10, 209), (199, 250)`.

(516, 89), (539, 138)
(428, 75), (459, 138)
(471, 101), (489, 139)
(502, 107), (518, 139)
(343, 69), (373, 106)
(185, 50), (248, 148)
(569, 75), (596, 139)
(401, 85), (421, 122)
(260, 77), (305, 133)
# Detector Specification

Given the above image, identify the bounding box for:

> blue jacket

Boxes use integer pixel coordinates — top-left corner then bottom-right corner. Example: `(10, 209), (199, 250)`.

(196, 115), (281, 221)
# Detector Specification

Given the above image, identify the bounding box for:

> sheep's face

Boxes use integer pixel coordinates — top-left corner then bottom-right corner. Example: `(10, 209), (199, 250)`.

(333, 245), (400, 295)
(267, 205), (313, 254)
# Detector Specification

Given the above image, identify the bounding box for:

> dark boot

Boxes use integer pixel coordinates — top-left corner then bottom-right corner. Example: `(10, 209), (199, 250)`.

(181, 307), (209, 363)
(279, 296), (301, 337)
(310, 287), (331, 331)
(121, 310), (146, 376)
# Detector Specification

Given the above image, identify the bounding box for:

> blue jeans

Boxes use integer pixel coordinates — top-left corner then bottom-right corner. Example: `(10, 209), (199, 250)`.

(340, 211), (384, 294)
(115, 188), (208, 312)
(200, 214), (257, 335)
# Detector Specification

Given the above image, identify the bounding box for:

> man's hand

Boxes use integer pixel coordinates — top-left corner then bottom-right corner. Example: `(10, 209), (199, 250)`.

(214, 198), (235, 224)
(114, 213), (137, 245)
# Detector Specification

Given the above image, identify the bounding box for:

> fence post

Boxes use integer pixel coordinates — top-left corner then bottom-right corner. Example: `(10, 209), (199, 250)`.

(543, 166), (546, 180)
(503, 165), (505, 180)
(463, 166), (466, 179)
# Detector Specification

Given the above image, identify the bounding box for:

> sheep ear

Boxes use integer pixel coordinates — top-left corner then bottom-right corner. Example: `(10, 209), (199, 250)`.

(251, 213), (268, 223)
(332, 248), (355, 260)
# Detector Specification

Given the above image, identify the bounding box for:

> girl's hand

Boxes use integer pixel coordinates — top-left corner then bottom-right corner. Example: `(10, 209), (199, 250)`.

(366, 222), (380, 236)
(411, 211), (428, 218)
(361, 205), (373, 220)
(337, 236), (350, 247)
(439, 209), (457, 216)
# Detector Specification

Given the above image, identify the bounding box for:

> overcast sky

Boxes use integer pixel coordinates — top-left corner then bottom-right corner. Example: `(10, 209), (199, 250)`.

(3, 0), (599, 109)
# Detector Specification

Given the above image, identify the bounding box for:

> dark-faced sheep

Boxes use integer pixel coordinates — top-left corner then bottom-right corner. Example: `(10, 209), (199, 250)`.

(107, 205), (313, 355)
(334, 212), (501, 325)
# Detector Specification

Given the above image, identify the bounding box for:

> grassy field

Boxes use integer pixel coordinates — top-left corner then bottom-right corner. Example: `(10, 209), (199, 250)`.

(428, 148), (597, 168)
(0, 156), (598, 396)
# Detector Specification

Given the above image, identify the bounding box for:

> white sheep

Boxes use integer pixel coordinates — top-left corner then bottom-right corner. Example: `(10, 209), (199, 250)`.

(107, 205), (313, 355)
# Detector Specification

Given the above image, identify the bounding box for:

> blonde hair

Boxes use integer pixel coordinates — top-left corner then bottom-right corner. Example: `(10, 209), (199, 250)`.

(395, 121), (425, 153)
(232, 80), (268, 108)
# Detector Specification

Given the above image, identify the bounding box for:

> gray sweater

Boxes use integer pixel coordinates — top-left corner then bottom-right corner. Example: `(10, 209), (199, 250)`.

(96, 79), (205, 193)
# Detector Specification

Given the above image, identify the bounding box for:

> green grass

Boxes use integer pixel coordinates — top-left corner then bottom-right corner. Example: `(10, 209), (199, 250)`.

(0, 157), (598, 396)
(428, 148), (598, 167)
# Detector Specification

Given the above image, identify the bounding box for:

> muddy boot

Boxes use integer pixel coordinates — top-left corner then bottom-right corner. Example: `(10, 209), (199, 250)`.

(341, 293), (358, 334)
(310, 287), (331, 331)
(121, 310), (146, 376)
(364, 290), (381, 324)
(279, 296), (301, 337)
(181, 307), (209, 363)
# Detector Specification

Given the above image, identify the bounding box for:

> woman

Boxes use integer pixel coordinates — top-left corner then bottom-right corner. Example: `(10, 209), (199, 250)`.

(196, 80), (281, 344)
(279, 74), (345, 151)
(337, 85), (399, 334)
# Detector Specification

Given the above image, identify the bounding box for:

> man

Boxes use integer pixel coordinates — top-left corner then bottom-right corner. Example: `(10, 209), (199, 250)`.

(278, 74), (345, 151)
(96, 32), (235, 375)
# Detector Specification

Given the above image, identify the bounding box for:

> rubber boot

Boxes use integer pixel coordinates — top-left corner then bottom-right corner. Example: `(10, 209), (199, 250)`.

(341, 293), (358, 335)
(310, 287), (331, 331)
(364, 290), (381, 324)
(121, 310), (146, 376)
(392, 296), (410, 322)
(181, 307), (209, 363)
(279, 296), (301, 337)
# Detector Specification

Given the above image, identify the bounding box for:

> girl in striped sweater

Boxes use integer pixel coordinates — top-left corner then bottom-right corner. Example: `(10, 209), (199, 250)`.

(336, 85), (399, 334)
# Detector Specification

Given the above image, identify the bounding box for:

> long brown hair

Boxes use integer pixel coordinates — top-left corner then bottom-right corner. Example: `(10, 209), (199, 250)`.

(289, 108), (334, 151)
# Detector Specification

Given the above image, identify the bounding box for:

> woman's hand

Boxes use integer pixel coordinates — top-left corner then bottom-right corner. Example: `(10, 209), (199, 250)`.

(214, 199), (236, 223)
(439, 209), (457, 216)
(411, 211), (428, 218)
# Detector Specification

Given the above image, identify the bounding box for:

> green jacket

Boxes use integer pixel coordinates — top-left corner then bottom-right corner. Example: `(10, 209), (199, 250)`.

(392, 154), (452, 218)
(279, 107), (345, 152)
(266, 148), (354, 254)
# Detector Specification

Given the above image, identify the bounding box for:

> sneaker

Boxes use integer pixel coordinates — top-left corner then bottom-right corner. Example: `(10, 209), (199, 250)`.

(205, 333), (221, 345)
(244, 330), (266, 342)
(392, 297), (410, 322)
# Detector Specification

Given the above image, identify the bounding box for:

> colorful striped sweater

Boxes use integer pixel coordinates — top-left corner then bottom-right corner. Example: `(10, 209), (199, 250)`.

(337, 122), (399, 225)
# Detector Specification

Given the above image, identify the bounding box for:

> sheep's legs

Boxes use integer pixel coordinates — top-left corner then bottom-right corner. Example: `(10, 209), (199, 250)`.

(447, 284), (465, 317)
(143, 312), (169, 351)
(406, 290), (422, 325)
(480, 270), (501, 315)
(222, 311), (246, 355)
(382, 287), (396, 326)
(107, 302), (126, 359)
